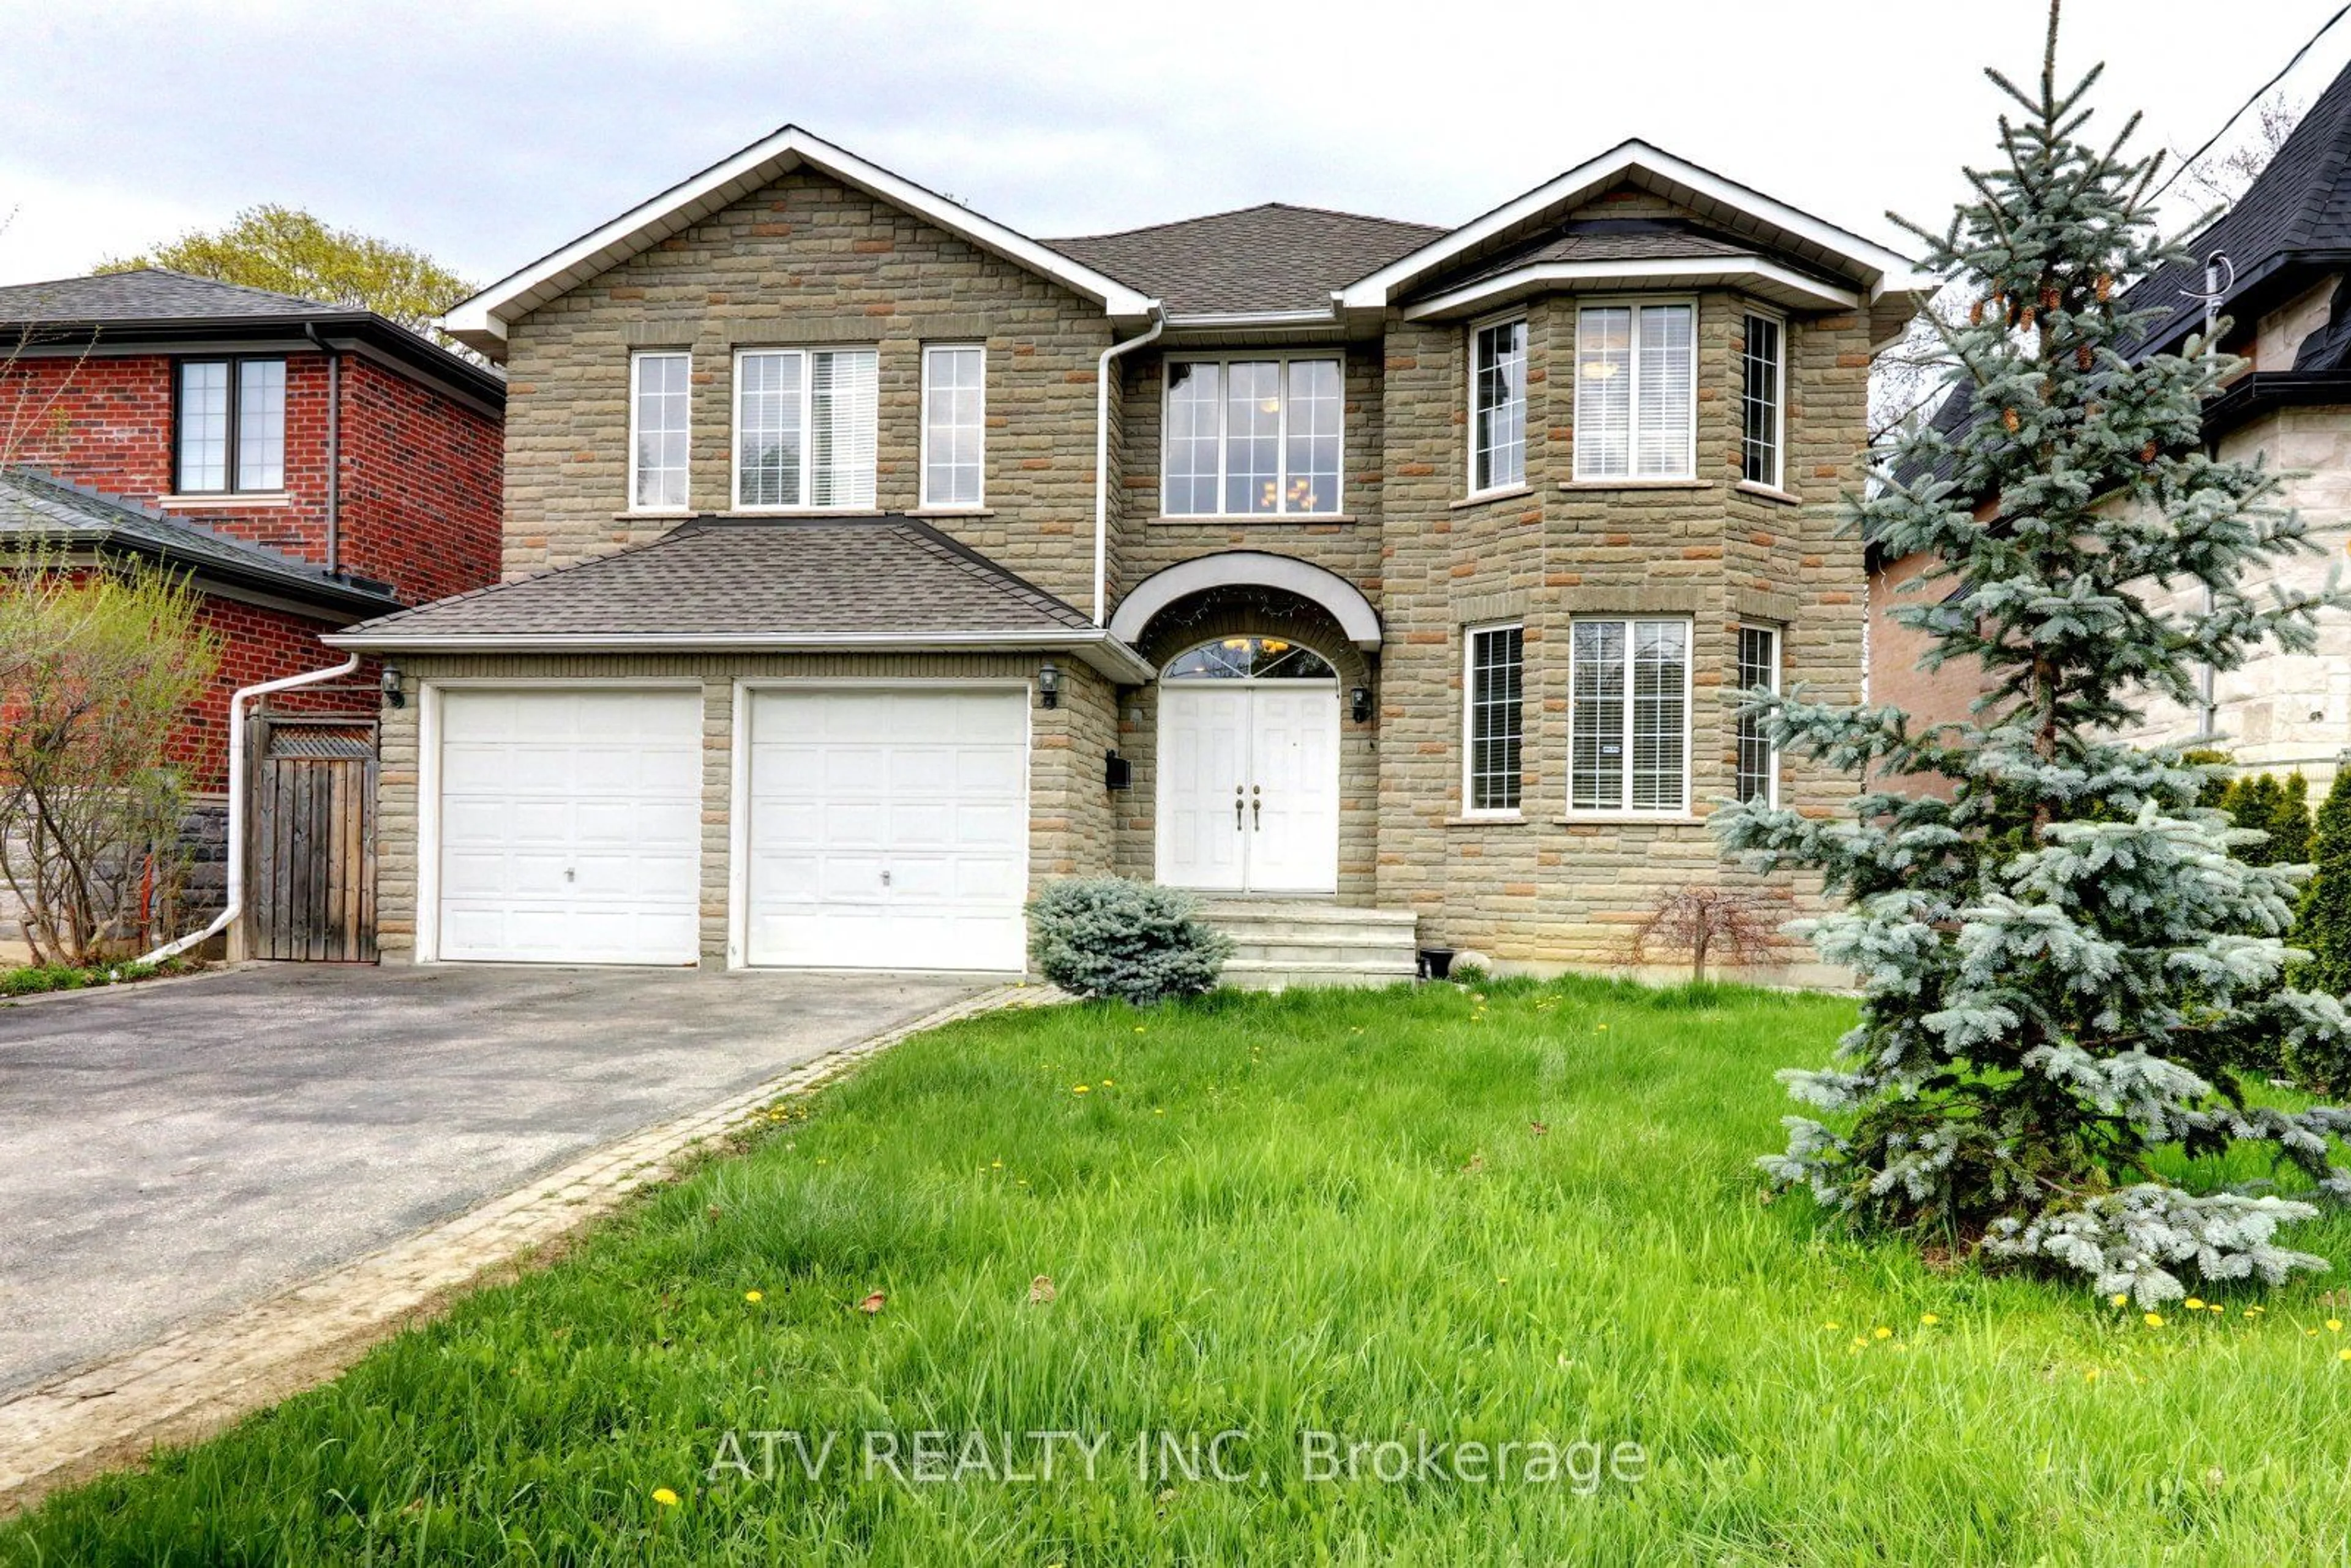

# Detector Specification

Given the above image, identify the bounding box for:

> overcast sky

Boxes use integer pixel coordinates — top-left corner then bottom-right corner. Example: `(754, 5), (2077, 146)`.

(2, 0), (2346, 293)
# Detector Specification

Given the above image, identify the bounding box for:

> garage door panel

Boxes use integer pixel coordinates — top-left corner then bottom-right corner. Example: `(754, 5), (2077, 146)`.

(435, 688), (702, 965)
(744, 689), (1027, 970)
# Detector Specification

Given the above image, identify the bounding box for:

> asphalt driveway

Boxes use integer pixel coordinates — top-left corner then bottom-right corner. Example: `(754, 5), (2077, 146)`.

(0, 962), (988, 1399)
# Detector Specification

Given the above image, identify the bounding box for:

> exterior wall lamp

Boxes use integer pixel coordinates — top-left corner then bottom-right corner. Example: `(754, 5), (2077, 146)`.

(1038, 660), (1062, 710)
(381, 664), (405, 708)
(1349, 685), (1372, 724)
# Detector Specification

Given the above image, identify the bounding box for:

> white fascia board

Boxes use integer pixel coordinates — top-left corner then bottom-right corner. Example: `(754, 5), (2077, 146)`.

(1341, 139), (1927, 310)
(321, 627), (1157, 683)
(440, 126), (1157, 356)
(1401, 257), (1861, 321)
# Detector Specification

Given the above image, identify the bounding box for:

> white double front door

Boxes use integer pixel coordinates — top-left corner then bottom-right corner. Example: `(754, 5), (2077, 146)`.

(1157, 682), (1340, 893)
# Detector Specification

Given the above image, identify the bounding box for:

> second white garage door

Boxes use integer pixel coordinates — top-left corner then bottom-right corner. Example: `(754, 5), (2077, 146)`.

(742, 688), (1029, 971)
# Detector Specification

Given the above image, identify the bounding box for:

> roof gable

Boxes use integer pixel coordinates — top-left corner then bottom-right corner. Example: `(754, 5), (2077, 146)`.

(1339, 140), (1933, 312)
(443, 127), (1157, 358)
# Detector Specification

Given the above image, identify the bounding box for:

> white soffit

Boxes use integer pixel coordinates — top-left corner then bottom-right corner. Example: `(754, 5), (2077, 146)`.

(442, 126), (1157, 357)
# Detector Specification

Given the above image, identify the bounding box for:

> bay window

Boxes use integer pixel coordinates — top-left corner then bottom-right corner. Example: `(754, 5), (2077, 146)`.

(1162, 354), (1341, 516)
(1740, 313), (1784, 489)
(1569, 618), (1690, 814)
(1470, 318), (1526, 493)
(175, 357), (286, 494)
(1465, 623), (1524, 815)
(629, 350), (691, 511)
(733, 347), (879, 510)
(1573, 302), (1695, 481)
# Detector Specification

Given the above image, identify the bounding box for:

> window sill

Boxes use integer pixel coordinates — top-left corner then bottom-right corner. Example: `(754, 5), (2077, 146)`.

(1553, 812), (1701, 826)
(157, 492), (291, 509)
(1447, 812), (1527, 827)
(613, 508), (696, 521)
(712, 508), (888, 519)
(1557, 478), (1712, 492)
(1150, 513), (1358, 525)
(1733, 480), (1802, 506)
(909, 506), (995, 519)
(1449, 485), (1534, 510)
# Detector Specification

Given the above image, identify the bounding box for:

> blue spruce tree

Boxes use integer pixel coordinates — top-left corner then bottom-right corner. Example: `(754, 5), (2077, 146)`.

(1719, 3), (2351, 1305)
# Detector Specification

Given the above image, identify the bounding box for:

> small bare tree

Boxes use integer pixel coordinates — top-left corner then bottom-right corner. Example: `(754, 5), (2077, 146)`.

(0, 545), (219, 964)
(1618, 884), (1794, 984)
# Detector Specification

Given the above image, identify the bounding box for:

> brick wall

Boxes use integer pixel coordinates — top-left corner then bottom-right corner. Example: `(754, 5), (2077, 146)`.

(0, 346), (501, 606)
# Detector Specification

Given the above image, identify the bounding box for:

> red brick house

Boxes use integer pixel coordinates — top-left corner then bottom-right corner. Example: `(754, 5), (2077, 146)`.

(0, 269), (504, 957)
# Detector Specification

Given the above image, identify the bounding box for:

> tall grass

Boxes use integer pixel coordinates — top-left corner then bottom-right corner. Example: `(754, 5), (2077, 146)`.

(10, 976), (2351, 1564)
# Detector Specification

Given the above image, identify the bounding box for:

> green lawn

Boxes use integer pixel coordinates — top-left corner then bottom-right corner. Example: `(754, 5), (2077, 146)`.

(13, 977), (2351, 1564)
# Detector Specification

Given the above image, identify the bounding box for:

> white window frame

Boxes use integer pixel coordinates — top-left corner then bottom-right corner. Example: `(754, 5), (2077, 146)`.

(729, 345), (880, 512)
(1736, 622), (1782, 808)
(1571, 296), (1698, 482)
(1739, 309), (1786, 490)
(1565, 617), (1694, 818)
(628, 350), (692, 513)
(1462, 621), (1526, 818)
(920, 343), (987, 511)
(1159, 351), (1346, 517)
(1466, 313), (1528, 497)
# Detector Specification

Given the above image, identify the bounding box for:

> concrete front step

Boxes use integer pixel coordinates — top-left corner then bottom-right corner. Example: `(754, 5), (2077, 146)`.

(1194, 898), (1421, 991)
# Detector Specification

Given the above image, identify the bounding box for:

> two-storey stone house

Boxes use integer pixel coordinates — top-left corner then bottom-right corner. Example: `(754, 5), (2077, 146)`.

(334, 127), (1927, 979)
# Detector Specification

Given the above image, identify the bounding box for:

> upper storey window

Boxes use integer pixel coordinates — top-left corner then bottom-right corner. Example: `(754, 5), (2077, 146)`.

(176, 358), (286, 494)
(734, 347), (879, 510)
(630, 350), (691, 511)
(1739, 312), (1785, 489)
(1163, 354), (1341, 516)
(1469, 318), (1526, 493)
(1574, 302), (1695, 481)
(921, 345), (986, 509)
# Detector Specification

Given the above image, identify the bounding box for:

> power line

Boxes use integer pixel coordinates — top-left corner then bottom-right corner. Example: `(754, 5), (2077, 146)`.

(2151, 1), (2351, 202)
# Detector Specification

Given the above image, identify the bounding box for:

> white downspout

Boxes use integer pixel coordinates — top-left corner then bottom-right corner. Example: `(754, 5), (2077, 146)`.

(137, 653), (361, 966)
(1093, 306), (1165, 625)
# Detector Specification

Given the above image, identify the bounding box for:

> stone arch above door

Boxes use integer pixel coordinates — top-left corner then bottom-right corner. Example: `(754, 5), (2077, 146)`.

(1108, 552), (1381, 652)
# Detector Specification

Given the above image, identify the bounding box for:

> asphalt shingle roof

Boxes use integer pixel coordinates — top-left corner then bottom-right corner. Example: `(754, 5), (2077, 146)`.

(0, 268), (343, 323)
(0, 468), (401, 612)
(339, 517), (1097, 641)
(2123, 58), (2351, 354)
(1046, 204), (1444, 315)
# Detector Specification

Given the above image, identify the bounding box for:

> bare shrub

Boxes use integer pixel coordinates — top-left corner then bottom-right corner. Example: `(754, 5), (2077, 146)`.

(1617, 885), (1794, 983)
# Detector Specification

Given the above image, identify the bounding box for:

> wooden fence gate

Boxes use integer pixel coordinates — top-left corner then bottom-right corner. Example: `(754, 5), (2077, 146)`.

(247, 709), (378, 961)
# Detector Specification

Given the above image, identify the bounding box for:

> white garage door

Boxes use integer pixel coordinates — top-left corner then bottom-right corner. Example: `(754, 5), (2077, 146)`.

(743, 688), (1029, 970)
(435, 688), (702, 965)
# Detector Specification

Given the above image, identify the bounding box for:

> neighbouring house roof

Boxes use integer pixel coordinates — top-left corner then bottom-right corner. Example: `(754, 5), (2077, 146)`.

(2123, 58), (2351, 360)
(441, 125), (1158, 356)
(0, 268), (506, 411)
(324, 517), (1154, 681)
(1045, 204), (1445, 317)
(0, 467), (403, 618)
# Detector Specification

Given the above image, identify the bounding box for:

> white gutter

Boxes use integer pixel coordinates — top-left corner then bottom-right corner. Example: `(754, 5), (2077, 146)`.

(1093, 306), (1165, 625)
(137, 653), (361, 966)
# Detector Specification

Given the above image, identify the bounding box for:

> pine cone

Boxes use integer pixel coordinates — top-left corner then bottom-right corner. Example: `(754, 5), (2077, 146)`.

(2140, 440), (2159, 462)
(2040, 287), (2061, 312)
(2077, 345), (2094, 370)
(1970, 298), (1986, 326)
(2003, 408), (2022, 433)
(2019, 307), (2036, 329)
(2096, 274), (2113, 302)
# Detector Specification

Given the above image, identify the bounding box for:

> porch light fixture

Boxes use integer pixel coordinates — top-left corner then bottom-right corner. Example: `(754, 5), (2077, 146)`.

(1038, 660), (1062, 710)
(1350, 685), (1373, 724)
(380, 664), (405, 708)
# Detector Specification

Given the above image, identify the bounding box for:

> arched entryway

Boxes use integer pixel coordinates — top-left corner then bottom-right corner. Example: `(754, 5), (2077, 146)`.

(1157, 634), (1341, 893)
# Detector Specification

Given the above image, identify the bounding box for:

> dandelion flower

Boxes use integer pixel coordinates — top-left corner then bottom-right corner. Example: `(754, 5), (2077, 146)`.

(1072, 1085), (1090, 1094)
(2185, 1299), (2204, 1311)
(2084, 1368), (2100, 1382)
(653, 1488), (680, 1507)
(2333, 1319), (2344, 1332)
(2208, 1303), (2225, 1315)
(1872, 1326), (1892, 1340)
(2144, 1313), (2165, 1328)
(1919, 1313), (1940, 1326)
(744, 1290), (763, 1303)
(2340, 1348), (2351, 1363)
(1101, 1079), (1113, 1087)
(1824, 1321), (1842, 1330)
(2111, 1294), (2128, 1308)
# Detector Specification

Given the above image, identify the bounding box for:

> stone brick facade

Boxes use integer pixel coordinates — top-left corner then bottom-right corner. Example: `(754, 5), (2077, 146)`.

(440, 162), (1880, 978)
